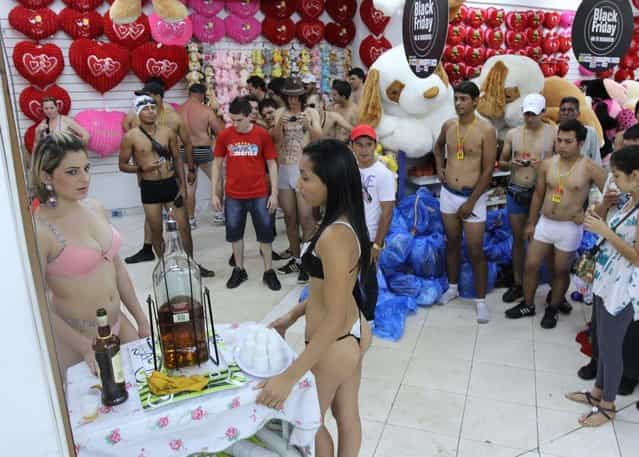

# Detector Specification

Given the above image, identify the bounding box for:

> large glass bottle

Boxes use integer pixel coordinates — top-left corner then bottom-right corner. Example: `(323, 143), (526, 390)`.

(93, 308), (128, 406)
(152, 211), (208, 369)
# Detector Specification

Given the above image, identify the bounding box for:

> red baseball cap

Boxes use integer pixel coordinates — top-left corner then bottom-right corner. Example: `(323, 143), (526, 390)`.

(350, 124), (377, 141)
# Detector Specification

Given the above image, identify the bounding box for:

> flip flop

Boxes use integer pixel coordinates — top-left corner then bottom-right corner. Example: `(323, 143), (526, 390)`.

(579, 405), (615, 427)
(565, 391), (601, 406)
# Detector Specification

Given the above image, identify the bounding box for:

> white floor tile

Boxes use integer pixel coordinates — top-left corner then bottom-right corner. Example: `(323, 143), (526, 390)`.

(414, 325), (476, 361)
(324, 416), (384, 457)
(534, 341), (590, 377)
(616, 402), (639, 424)
(361, 346), (411, 382)
(540, 420), (620, 457)
(536, 372), (596, 414)
(474, 333), (534, 370)
(468, 362), (536, 406)
(456, 440), (530, 457)
(359, 377), (401, 423)
(423, 302), (479, 330)
(403, 352), (472, 395)
(537, 407), (584, 445)
(375, 424), (457, 457)
(614, 420), (639, 457)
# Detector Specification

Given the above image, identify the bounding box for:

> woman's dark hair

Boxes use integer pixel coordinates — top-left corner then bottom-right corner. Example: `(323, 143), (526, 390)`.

(302, 139), (371, 272)
(611, 145), (639, 175)
(229, 97), (252, 116)
(558, 119), (587, 142)
(282, 93), (307, 110)
(247, 75), (266, 91)
(259, 97), (280, 113)
(454, 80), (480, 99)
(267, 77), (286, 96)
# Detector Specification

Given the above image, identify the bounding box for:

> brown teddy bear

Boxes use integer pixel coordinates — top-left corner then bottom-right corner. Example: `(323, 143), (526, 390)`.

(110, 0), (187, 24)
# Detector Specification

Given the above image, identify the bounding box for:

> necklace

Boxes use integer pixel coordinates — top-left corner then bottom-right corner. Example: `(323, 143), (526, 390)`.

(551, 155), (581, 204)
(455, 116), (476, 160)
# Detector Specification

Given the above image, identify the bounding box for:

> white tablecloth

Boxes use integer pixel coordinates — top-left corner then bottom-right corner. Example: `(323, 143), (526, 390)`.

(66, 323), (320, 456)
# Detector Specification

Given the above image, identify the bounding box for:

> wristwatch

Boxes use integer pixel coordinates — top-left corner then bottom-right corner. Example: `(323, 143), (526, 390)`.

(372, 242), (384, 251)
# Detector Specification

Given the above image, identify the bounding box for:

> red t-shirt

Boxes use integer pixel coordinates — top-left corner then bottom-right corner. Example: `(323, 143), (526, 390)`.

(214, 125), (277, 199)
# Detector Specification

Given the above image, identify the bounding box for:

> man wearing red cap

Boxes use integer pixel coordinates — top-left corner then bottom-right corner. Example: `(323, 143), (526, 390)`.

(351, 124), (396, 320)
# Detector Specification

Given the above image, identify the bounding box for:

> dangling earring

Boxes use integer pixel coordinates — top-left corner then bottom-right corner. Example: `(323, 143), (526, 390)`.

(45, 183), (57, 207)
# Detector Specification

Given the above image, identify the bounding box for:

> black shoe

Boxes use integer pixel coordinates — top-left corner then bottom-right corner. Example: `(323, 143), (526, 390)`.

(273, 249), (292, 261)
(297, 267), (309, 284)
(502, 285), (523, 303)
(505, 301), (536, 319)
(577, 359), (598, 381)
(198, 264), (215, 278)
(619, 376), (638, 396)
(546, 290), (572, 315)
(263, 269), (282, 291)
(125, 246), (155, 264)
(226, 267), (248, 289)
(540, 306), (559, 329)
(278, 258), (301, 275)
(229, 253), (236, 267)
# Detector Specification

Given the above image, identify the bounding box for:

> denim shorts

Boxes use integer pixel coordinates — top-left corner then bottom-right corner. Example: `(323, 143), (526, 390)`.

(225, 196), (274, 243)
(506, 193), (528, 215)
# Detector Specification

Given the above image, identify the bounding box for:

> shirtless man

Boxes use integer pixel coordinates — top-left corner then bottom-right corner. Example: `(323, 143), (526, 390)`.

(329, 80), (359, 142)
(433, 81), (497, 323)
(505, 120), (607, 328)
(307, 93), (354, 139)
(247, 75), (267, 102)
(347, 67), (366, 106)
(178, 83), (224, 227)
(499, 94), (556, 303)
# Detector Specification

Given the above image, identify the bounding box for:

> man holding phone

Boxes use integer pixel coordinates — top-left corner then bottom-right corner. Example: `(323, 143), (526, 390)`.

(498, 94), (556, 303)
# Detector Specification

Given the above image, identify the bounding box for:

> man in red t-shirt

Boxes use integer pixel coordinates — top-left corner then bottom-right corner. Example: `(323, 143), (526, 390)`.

(212, 97), (281, 291)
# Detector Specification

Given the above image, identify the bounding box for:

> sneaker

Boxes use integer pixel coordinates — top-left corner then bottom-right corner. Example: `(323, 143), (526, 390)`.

(619, 376), (638, 396)
(272, 249), (292, 261)
(229, 253), (236, 267)
(540, 306), (559, 329)
(438, 286), (459, 305)
(502, 285), (523, 303)
(476, 301), (491, 324)
(226, 267), (248, 289)
(263, 269), (282, 291)
(198, 264), (215, 278)
(546, 290), (572, 315)
(505, 301), (536, 319)
(125, 247), (155, 264)
(212, 212), (225, 226)
(189, 217), (197, 230)
(297, 267), (309, 284)
(278, 258), (301, 275)
(578, 359), (598, 380)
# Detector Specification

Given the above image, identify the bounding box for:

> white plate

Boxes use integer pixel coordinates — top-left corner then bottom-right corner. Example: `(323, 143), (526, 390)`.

(234, 330), (293, 379)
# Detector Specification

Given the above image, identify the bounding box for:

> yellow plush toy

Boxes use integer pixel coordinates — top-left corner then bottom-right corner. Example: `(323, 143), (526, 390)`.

(272, 49), (283, 78)
(110, 0), (187, 24)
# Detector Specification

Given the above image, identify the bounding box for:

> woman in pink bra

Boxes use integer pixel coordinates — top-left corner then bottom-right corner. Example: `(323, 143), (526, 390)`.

(30, 132), (149, 376)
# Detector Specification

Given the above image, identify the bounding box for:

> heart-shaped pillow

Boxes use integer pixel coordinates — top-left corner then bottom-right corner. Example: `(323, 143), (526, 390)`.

(193, 14), (225, 43)
(149, 13), (193, 46)
(75, 110), (126, 157)
(24, 123), (38, 155)
(296, 18), (324, 48)
(19, 85), (71, 122)
(104, 11), (150, 50)
(359, 0), (390, 36)
(13, 41), (64, 88)
(17, 0), (53, 7)
(224, 14), (261, 44)
(190, 0), (224, 16)
(9, 6), (58, 41)
(324, 20), (355, 48)
(359, 34), (391, 68)
(131, 42), (188, 90)
(226, 0), (260, 18)
(297, 0), (324, 20)
(62, 0), (103, 12)
(262, 17), (296, 46)
(69, 39), (130, 93)
(58, 8), (104, 40)
(261, 0), (296, 20)
(326, 0), (356, 23)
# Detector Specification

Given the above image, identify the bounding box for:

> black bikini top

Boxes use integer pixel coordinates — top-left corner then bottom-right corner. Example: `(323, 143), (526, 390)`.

(139, 126), (172, 161)
(301, 221), (361, 280)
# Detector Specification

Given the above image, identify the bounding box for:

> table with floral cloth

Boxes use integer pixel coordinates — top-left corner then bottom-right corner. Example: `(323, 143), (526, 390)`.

(66, 323), (321, 457)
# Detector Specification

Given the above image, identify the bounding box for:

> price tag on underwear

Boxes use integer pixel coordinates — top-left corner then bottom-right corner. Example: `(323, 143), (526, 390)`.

(456, 145), (464, 161)
(551, 185), (564, 203)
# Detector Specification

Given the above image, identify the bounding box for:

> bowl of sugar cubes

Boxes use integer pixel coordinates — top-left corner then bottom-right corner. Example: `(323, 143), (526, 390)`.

(234, 325), (293, 378)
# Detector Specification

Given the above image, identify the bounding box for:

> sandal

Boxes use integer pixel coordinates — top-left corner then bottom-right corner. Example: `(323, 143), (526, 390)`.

(565, 391), (601, 406)
(579, 405), (616, 427)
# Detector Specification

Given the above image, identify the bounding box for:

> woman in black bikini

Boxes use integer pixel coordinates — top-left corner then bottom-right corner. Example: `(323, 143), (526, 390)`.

(257, 139), (372, 457)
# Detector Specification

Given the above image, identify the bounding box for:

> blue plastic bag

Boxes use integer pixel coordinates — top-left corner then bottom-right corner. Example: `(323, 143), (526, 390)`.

(484, 229), (513, 264)
(376, 266), (389, 292)
(458, 262), (498, 298)
(486, 207), (511, 232)
(299, 285), (309, 303)
(379, 232), (414, 274)
(415, 277), (445, 307)
(388, 208), (410, 235)
(410, 233), (446, 278)
(578, 230), (598, 256)
(373, 293), (416, 341)
(389, 273), (421, 297)
(396, 187), (441, 235)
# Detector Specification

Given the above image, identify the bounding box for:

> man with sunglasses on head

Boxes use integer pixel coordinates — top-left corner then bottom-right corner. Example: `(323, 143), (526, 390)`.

(351, 124), (396, 321)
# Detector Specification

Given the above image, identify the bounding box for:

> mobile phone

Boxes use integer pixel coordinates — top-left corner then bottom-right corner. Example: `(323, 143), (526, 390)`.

(521, 159), (531, 167)
(288, 116), (297, 122)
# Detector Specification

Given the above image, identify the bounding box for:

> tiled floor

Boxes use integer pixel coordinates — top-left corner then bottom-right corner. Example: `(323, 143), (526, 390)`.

(114, 209), (639, 457)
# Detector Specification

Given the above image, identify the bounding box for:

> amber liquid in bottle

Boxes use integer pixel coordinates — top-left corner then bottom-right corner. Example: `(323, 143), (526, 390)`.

(158, 296), (208, 369)
(93, 308), (128, 406)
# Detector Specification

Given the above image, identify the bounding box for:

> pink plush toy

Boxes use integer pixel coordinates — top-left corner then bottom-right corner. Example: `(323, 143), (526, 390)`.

(189, 0), (224, 16)
(224, 14), (261, 44)
(226, 0), (260, 18)
(559, 11), (575, 29)
(149, 13), (193, 46)
(193, 14), (225, 43)
(74, 110), (125, 158)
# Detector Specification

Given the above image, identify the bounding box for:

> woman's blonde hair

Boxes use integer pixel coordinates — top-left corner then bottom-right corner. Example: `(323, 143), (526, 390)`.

(30, 132), (87, 202)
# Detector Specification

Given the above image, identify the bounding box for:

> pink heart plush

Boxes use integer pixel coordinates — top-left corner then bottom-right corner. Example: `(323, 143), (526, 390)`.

(193, 14), (225, 43)
(559, 11), (575, 29)
(74, 109), (125, 157)
(226, 0), (259, 18)
(224, 14), (261, 44)
(149, 13), (193, 46)
(189, 0), (224, 16)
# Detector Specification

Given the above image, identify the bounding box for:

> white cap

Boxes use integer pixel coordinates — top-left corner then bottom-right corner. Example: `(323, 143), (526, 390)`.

(522, 93), (546, 115)
(302, 74), (317, 84)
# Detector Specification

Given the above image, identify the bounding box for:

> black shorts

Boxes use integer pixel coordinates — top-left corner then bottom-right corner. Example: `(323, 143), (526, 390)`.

(140, 176), (179, 205)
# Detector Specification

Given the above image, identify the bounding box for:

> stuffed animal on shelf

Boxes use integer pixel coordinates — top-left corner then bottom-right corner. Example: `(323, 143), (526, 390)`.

(110, 0), (187, 24)
(299, 49), (311, 76)
(251, 48), (264, 77)
(373, 0), (465, 20)
(272, 48), (283, 78)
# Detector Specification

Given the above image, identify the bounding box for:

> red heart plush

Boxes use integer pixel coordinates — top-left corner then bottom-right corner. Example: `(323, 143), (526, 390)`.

(104, 11), (150, 50)
(485, 48), (504, 59)
(485, 7), (505, 28)
(527, 10), (545, 28)
(595, 68), (614, 79)
(558, 35), (572, 53)
(131, 43), (188, 90)
(447, 24), (466, 46)
(444, 61), (466, 81)
(464, 8), (485, 28)
(484, 29), (504, 49)
(17, 0), (53, 7)
(19, 85), (71, 122)
(539, 59), (557, 77)
(506, 30), (527, 50)
(359, 34), (391, 68)
(69, 39), (130, 93)
(58, 8), (104, 40)
(615, 67), (633, 82)
(556, 57), (569, 77)
(295, 18), (324, 48)
(325, 21), (355, 48)
(62, 0), (103, 12)
(9, 6), (58, 41)
(465, 27), (484, 48)
(262, 17), (296, 46)
(542, 33), (560, 54)
(261, 0), (296, 19)
(24, 123), (38, 155)
(360, 0), (390, 36)
(13, 41), (64, 88)
(297, 0), (324, 20)
(543, 12), (560, 29)
(445, 44), (466, 63)
(525, 27), (543, 47)
(526, 46), (543, 61)
(326, 0), (356, 23)
(465, 65), (482, 79)
(506, 11), (526, 31)
(465, 46), (486, 66)
(621, 53), (639, 70)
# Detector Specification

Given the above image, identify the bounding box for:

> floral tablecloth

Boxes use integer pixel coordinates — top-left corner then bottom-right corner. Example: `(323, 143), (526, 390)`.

(66, 323), (321, 457)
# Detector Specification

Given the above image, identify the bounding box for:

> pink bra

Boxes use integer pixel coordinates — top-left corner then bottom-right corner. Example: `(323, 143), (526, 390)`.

(38, 216), (122, 278)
